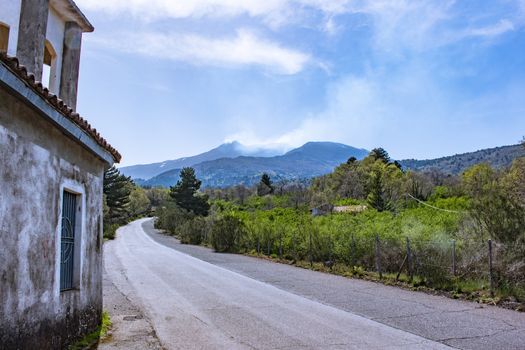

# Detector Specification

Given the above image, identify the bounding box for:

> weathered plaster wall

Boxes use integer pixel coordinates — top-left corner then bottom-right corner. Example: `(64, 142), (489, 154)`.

(45, 6), (65, 93)
(0, 85), (105, 349)
(59, 22), (82, 110)
(16, 0), (49, 81)
(0, 0), (22, 56)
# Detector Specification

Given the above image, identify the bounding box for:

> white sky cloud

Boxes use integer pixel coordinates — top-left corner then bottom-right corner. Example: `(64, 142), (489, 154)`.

(88, 29), (311, 74)
(225, 59), (525, 159)
(77, 0), (349, 22)
(465, 19), (515, 38)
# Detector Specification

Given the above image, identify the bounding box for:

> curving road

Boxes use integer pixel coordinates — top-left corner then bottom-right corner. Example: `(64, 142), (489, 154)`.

(104, 219), (525, 349)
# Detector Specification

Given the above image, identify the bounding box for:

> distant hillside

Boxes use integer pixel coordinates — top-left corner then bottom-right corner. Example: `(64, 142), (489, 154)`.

(400, 144), (524, 174)
(140, 142), (369, 188)
(120, 141), (280, 180)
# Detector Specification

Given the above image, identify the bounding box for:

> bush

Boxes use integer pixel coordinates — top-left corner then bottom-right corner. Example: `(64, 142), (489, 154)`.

(155, 204), (193, 235)
(210, 214), (246, 253)
(179, 217), (207, 245)
(103, 223), (120, 240)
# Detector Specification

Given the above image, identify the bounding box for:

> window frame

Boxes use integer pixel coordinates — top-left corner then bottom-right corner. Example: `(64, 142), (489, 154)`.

(56, 181), (85, 293)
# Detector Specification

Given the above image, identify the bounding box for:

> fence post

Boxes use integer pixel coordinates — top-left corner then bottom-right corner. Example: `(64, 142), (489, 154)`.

(279, 232), (283, 259)
(292, 234), (296, 261)
(452, 240), (456, 276)
(351, 234), (356, 267)
(406, 237), (413, 281)
(375, 234), (382, 280)
(257, 237), (260, 254)
(488, 239), (494, 298)
(309, 228), (313, 267)
(267, 240), (271, 256)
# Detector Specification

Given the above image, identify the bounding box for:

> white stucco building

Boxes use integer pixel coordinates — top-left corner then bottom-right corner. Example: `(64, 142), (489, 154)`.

(0, 1), (121, 348)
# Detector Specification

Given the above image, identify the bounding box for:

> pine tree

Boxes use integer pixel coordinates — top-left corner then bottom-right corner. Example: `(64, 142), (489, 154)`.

(346, 156), (357, 164)
(104, 166), (133, 224)
(370, 148), (390, 164)
(367, 169), (390, 212)
(169, 167), (210, 216)
(257, 173), (274, 196)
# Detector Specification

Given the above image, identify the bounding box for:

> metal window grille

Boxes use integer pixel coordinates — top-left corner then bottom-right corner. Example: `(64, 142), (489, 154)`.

(60, 191), (77, 291)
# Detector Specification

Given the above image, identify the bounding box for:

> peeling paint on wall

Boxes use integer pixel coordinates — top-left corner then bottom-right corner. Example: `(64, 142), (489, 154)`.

(0, 85), (105, 348)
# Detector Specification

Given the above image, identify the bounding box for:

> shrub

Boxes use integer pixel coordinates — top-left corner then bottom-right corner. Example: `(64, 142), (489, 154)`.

(155, 204), (193, 235)
(179, 217), (207, 245)
(210, 214), (246, 253)
(103, 223), (120, 240)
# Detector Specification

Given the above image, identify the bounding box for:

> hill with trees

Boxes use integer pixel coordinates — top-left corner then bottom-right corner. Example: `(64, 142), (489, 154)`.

(400, 144), (524, 174)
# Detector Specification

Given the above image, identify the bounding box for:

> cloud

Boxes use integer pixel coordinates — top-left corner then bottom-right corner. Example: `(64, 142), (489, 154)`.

(76, 0), (349, 23)
(464, 19), (515, 38)
(225, 73), (387, 150)
(339, 0), (520, 54)
(226, 58), (525, 159)
(88, 29), (311, 74)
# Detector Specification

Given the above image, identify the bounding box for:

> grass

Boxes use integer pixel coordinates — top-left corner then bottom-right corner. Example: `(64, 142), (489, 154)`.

(69, 311), (112, 350)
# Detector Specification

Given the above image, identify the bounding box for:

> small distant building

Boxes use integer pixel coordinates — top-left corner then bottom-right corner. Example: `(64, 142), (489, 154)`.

(0, 1), (120, 349)
(311, 204), (368, 216)
(333, 205), (368, 214)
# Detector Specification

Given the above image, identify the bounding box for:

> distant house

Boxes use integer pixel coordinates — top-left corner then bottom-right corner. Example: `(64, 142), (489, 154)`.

(333, 205), (368, 214)
(311, 204), (368, 216)
(0, 1), (120, 349)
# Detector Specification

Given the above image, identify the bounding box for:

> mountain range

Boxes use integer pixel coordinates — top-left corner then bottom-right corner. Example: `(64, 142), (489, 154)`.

(119, 141), (281, 180)
(121, 142), (369, 188)
(120, 142), (524, 188)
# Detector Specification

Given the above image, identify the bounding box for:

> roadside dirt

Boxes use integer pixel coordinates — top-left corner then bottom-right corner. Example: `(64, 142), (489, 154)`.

(97, 260), (164, 350)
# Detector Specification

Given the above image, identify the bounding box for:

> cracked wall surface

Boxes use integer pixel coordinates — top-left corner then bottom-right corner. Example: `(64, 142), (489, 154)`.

(0, 85), (105, 349)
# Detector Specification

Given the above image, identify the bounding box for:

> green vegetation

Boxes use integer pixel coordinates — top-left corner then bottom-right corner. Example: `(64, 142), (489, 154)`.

(257, 173), (274, 196)
(103, 166), (167, 239)
(169, 167), (210, 216)
(153, 150), (525, 306)
(69, 311), (111, 350)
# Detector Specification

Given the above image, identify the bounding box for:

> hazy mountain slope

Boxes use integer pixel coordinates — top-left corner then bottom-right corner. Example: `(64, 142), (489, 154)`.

(399, 144), (524, 174)
(141, 142), (369, 188)
(120, 141), (280, 180)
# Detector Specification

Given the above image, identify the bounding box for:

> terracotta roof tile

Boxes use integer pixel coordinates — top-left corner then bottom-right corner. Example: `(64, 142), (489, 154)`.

(0, 53), (121, 163)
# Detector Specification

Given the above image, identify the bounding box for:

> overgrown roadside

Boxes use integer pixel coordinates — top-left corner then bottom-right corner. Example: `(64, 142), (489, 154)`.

(142, 218), (525, 350)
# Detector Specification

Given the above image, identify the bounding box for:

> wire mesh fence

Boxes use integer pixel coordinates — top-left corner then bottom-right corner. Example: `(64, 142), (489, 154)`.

(244, 229), (523, 296)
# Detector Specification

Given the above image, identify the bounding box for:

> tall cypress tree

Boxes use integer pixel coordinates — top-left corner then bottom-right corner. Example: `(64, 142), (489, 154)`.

(170, 167), (210, 216)
(367, 168), (390, 212)
(103, 166), (133, 224)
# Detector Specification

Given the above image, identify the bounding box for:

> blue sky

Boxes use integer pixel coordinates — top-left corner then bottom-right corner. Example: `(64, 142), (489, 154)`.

(74, 0), (525, 166)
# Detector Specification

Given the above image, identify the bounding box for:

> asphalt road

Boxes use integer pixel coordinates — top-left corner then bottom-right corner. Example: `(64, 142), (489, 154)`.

(104, 218), (525, 349)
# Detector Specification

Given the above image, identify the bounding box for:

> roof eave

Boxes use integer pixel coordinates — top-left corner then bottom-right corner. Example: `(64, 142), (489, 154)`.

(50, 0), (95, 33)
(0, 59), (119, 165)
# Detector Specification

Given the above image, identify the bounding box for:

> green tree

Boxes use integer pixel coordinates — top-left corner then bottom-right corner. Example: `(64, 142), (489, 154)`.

(346, 156), (357, 164)
(462, 163), (525, 243)
(104, 166), (133, 225)
(170, 167), (210, 216)
(145, 187), (170, 208)
(370, 148), (391, 164)
(129, 186), (151, 217)
(257, 173), (274, 196)
(367, 166), (391, 212)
